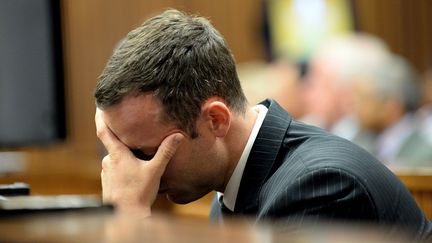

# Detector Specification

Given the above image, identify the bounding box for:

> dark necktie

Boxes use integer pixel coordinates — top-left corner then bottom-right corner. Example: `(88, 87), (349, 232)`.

(219, 195), (233, 215)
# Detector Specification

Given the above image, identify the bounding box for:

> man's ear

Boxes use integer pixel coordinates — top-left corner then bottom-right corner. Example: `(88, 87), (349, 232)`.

(201, 100), (231, 138)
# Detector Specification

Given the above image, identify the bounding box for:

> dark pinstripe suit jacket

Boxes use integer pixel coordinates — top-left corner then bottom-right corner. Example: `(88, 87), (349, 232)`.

(210, 99), (431, 240)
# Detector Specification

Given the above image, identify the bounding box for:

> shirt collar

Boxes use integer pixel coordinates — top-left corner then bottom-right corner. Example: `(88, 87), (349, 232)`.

(218, 104), (268, 211)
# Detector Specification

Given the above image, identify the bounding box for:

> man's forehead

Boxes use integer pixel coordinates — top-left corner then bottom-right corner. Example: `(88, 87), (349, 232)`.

(102, 93), (169, 148)
(114, 93), (163, 117)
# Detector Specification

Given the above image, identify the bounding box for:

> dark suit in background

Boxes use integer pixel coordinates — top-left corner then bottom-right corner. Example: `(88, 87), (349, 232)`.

(210, 99), (431, 241)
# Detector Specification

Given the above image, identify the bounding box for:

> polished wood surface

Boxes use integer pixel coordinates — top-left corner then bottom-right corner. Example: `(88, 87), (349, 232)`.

(393, 167), (432, 220)
(0, 210), (262, 242)
(0, 210), (416, 243)
(354, 0), (432, 71)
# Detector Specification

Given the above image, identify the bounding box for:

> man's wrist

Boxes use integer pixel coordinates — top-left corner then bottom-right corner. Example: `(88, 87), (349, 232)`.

(116, 204), (152, 218)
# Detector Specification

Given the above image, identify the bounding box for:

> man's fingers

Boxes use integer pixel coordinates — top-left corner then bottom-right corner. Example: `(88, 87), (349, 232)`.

(95, 108), (129, 154)
(151, 133), (184, 172)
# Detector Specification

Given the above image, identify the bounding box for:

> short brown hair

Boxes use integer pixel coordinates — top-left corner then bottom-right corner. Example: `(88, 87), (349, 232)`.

(95, 9), (247, 137)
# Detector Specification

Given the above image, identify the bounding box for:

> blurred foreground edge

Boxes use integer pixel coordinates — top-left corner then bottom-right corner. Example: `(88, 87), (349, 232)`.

(0, 205), (421, 243)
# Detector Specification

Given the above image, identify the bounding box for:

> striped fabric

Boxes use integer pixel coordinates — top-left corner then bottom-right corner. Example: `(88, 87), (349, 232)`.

(210, 99), (432, 241)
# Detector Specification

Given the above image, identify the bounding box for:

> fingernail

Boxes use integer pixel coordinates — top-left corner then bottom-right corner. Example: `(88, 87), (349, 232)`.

(173, 134), (183, 144)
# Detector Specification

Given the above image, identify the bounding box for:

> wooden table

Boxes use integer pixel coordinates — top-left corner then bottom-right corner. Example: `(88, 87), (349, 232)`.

(0, 209), (418, 242)
(393, 166), (432, 220)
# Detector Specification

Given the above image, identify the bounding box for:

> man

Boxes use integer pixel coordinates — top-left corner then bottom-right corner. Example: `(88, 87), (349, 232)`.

(94, 10), (431, 240)
(352, 54), (432, 165)
(301, 33), (390, 141)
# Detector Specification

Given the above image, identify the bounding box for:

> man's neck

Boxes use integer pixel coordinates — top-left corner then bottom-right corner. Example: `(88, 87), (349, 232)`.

(219, 106), (259, 192)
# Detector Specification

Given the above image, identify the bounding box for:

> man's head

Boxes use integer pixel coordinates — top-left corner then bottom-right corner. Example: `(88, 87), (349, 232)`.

(353, 54), (421, 132)
(95, 10), (248, 204)
(303, 33), (390, 129)
(95, 9), (247, 137)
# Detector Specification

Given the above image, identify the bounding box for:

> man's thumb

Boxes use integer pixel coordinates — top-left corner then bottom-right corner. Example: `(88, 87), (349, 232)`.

(152, 133), (184, 169)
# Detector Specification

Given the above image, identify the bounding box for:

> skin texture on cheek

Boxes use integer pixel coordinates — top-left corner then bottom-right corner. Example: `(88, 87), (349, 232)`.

(161, 134), (222, 204)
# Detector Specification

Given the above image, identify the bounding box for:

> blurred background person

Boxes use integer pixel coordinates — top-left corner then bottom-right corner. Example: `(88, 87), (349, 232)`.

(300, 33), (391, 141)
(414, 66), (432, 151)
(352, 54), (432, 165)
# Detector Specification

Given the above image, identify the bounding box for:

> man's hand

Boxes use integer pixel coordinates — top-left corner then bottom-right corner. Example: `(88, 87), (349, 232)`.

(95, 109), (184, 217)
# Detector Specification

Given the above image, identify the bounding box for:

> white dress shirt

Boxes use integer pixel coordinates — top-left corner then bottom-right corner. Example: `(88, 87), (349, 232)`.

(218, 104), (268, 211)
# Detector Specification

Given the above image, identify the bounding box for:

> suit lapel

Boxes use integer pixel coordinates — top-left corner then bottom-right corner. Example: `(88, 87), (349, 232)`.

(234, 99), (292, 213)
